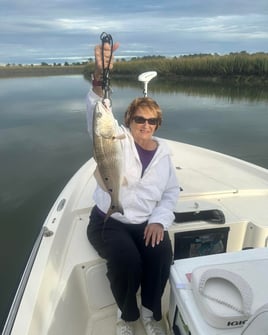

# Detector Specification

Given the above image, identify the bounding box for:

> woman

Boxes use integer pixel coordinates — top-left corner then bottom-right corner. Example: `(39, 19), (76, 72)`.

(86, 41), (180, 335)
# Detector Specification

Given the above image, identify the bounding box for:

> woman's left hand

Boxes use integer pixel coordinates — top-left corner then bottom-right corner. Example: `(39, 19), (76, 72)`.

(144, 223), (164, 248)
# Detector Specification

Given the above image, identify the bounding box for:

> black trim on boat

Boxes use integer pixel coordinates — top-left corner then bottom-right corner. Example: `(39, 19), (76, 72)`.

(174, 209), (225, 224)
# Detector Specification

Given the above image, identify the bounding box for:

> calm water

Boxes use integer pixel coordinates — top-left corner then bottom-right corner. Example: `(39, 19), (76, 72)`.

(0, 75), (268, 330)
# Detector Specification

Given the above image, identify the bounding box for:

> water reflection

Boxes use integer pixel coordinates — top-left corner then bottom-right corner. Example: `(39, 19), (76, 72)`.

(111, 76), (268, 103)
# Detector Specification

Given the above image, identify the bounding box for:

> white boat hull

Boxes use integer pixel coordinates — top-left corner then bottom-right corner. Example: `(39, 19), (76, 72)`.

(4, 139), (268, 335)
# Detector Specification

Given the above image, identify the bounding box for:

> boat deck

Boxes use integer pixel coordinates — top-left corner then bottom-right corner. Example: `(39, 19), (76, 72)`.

(5, 139), (268, 335)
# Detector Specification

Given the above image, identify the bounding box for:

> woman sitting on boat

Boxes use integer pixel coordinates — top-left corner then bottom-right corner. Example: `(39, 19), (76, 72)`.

(86, 39), (180, 335)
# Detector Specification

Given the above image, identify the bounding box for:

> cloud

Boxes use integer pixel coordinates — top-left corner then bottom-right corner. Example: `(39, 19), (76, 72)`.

(1, 0), (268, 64)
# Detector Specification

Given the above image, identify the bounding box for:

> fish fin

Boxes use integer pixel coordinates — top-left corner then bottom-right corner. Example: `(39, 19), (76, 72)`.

(93, 167), (108, 192)
(104, 203), (124, 222)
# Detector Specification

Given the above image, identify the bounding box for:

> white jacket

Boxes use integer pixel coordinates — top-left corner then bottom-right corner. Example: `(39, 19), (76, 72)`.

(86, 90), (180, 230)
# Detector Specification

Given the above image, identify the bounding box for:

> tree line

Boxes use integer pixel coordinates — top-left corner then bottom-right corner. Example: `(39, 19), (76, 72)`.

(4, 61), (88, 67)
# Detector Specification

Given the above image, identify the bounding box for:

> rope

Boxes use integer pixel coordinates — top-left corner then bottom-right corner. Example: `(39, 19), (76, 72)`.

(100, 32), (113, 100)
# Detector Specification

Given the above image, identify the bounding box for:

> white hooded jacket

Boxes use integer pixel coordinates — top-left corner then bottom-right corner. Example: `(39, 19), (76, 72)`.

(86, 90), (180, 230)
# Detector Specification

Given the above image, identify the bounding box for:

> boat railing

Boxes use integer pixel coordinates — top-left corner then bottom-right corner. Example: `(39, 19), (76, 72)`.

(2, 226), (52, 335)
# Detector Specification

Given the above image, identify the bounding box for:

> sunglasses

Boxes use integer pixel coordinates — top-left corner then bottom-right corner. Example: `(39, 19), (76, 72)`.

(132, 116), (159, 126)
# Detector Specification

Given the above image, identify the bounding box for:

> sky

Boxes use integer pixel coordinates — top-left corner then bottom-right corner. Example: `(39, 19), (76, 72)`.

(1, 0), (268, 65)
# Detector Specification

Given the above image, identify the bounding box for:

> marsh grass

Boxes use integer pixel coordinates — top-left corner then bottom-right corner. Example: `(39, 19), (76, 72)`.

(2, 53), (268, 86)
(84, 52), (268, 85)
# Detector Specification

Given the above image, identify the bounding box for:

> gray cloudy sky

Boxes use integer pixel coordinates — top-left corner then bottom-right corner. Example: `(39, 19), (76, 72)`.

(1, 0), (268, 64)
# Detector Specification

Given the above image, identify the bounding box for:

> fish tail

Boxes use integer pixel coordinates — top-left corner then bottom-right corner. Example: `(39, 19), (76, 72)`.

(104, 203), (124, 222)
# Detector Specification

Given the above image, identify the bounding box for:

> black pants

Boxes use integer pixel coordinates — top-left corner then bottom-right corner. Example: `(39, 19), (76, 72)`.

(87, 206), (173, 322)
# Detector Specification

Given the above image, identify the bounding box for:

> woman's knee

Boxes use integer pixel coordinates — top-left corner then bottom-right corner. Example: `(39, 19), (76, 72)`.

(110, 241), (142, 270)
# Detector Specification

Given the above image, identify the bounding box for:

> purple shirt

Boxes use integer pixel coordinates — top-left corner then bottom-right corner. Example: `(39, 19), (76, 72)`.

(135, 142), (157, 177)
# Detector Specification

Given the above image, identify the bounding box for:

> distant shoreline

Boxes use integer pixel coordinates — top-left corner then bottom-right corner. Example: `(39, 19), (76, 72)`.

(1, 64), (267, 87)
(0, 65), (85, 78)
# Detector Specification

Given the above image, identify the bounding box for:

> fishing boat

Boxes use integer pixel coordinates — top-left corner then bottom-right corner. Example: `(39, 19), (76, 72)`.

(3, 69), (268, 335)
(3, 137), (268, 335)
